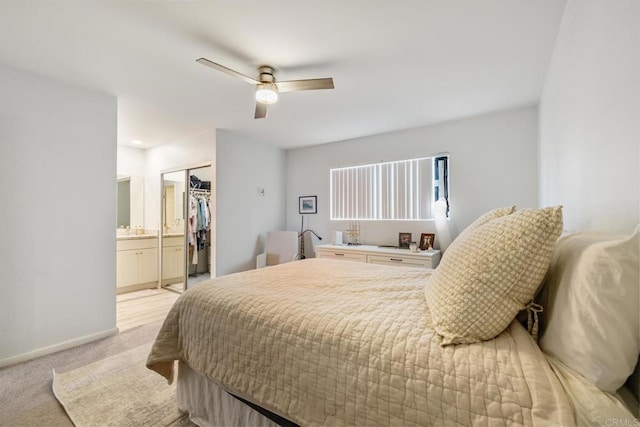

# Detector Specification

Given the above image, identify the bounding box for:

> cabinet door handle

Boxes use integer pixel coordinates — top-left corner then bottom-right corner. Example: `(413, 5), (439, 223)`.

(334, 253), (345, 256)
(389, 258), (403, 262)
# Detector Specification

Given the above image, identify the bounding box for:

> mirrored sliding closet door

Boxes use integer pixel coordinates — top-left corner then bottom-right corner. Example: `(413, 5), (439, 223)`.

(160, 162), (213, 294)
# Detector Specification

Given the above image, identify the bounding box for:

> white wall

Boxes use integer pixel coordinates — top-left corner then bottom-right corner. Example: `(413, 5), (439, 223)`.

(286, 106), (539, 255)
(216, 130), (286, 276)
(117, 145), (145, 178)
(0, 63), (117, 364)
(539, 0), (639, 233)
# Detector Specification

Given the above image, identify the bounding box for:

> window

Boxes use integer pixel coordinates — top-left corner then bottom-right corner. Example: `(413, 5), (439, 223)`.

(433, 155), (450, 217)
(330, 155), (449, 220)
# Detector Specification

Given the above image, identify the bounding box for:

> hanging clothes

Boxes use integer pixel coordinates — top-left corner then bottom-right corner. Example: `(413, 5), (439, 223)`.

(197, 197), (207, 250)
(189, 194), (199, 265)
(188, 189), (212, 263)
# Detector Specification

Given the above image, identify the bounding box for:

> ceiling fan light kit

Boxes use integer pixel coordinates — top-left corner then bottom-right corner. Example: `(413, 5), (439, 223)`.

(255, 83), (278, 104)
(196, 57), (334, 119)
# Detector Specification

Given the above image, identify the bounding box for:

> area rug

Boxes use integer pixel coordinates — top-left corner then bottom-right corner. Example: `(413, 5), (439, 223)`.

(52, 343), (194, 427)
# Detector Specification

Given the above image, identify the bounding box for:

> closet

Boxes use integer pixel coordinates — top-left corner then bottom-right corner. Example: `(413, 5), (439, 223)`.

(160, 163), (213, 293)
(187, 185), (211, 286)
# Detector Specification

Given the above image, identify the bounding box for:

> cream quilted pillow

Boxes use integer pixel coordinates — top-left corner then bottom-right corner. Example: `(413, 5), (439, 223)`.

(457, 206), (515, 239)
(424, 206), (563, 345)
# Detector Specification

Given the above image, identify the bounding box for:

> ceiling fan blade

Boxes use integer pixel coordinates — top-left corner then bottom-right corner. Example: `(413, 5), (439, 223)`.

(254, 102), (268, 119)
(276, 78), (334, 92)
(196, 58), (259, 85)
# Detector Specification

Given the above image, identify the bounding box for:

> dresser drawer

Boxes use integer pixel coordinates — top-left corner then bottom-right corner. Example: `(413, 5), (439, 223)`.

(316, 249), (366, 262)
(367, 254), (432, 268)
(314, 245), (440, 269)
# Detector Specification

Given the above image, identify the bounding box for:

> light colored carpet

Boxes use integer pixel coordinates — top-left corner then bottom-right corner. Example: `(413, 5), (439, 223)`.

(53, 343), (192, 427)
(0, 321), (190, 426)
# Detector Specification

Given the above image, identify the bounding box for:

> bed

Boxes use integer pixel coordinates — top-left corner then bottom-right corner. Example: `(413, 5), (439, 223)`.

(147, 207), (639, 426)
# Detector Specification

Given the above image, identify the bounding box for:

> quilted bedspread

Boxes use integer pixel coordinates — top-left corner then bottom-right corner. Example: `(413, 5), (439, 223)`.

(147, 258), (574, 426)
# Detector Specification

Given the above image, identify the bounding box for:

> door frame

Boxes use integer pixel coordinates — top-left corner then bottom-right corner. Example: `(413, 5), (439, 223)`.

(159, 161), (212, 292)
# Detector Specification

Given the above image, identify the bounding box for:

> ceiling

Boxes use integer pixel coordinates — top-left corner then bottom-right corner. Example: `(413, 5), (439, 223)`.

(0, 1), (567, 150)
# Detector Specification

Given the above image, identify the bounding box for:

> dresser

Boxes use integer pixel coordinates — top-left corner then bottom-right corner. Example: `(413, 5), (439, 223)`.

(315, 244), (440, 269)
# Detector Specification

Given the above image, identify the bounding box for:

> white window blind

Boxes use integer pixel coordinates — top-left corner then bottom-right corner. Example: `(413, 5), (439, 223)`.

(330, 157), (434, 220)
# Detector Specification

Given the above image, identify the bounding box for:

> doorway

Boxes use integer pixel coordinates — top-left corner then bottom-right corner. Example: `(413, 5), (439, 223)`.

(160, 163), (213, 294)
(186, 165), (213, 289)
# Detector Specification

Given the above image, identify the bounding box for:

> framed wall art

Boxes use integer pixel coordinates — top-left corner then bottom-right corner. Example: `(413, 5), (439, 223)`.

(299, 196), (317, 214)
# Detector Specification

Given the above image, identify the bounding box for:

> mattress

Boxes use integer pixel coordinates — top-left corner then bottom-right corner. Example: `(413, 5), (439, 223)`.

(147, 258), (574, 426)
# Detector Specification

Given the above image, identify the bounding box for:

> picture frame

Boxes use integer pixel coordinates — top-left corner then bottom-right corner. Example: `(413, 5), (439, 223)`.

(299, 196), (317, 214)
(398, 232), (412, 248)
(419, 233), (436, 250)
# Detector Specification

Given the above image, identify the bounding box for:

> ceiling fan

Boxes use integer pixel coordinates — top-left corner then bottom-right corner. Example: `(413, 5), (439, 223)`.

(196, 58), (334, 119)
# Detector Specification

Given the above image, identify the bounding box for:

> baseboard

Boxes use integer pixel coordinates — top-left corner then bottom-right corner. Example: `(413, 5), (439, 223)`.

(0, 327), (119, 369)
(117, 281), (158, 294)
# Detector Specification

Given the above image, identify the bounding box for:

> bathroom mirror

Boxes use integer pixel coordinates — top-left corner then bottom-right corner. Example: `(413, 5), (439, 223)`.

(117, 175), (144, 229)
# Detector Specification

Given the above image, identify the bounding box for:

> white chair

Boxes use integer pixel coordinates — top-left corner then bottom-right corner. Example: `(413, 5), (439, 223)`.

(256, 231), (299, 268)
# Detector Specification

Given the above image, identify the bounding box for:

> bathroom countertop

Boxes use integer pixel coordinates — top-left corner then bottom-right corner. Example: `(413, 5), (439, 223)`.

(116, 234), (158, 240)
(163, 233), (185, 237)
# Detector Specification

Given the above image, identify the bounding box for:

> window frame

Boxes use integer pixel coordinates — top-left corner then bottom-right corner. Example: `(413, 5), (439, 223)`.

(433, 155), (450, 217)
(329, 154), (449, 221)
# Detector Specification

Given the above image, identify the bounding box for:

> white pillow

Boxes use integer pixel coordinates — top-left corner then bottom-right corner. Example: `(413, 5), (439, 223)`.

(539, 227), (640, 392)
